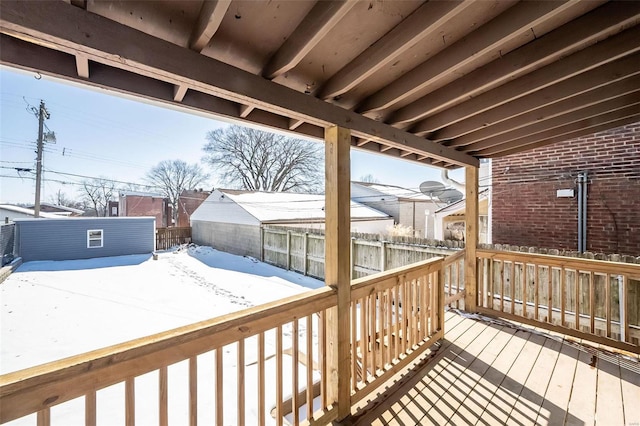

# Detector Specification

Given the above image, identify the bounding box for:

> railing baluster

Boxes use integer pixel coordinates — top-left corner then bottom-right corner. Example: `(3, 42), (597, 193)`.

(307, 316), (314, 421)
(622, 275), (629, 343)
(547, 267), (553, 324)
(258, 333), (265, 426)
(37, 408), (50, 426)
(394, 285), (400, 360)
(605, 274), (611, 338)
(292, 319), (299, 426)
(319, 310), (326, 409)
(358, 298), (367, 382)
(575, 269), (580, 331)
(125, 377), (135, 426)
(216, 348), (223, 426)
(511, 261), (516, 315)
(522, 263), (528, 319)
(500, 261), (505, 313)
(402, 280), (409, 354)
(411, 281), (418, 346)
(378, 291), (386, 368)
(386, 288), (392, 364)
(560, 268), (566, 327)
(589, 271), (595, 334)
(534, 264), (539, 320)
(369, 294), (376, 375)
(276, 325), (283, 426)
(350, 301), (357, 392)
(86, 389), (96, 426)
(238, 340), (245, 426)
(190, 357), (198, 426)
(159, 367), (168, 426)
(488, 258), (494, 310)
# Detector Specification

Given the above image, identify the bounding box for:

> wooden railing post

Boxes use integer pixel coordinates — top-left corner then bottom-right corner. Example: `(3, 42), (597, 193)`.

(324, 126), (351, 419)
(465, 166), (479, 311)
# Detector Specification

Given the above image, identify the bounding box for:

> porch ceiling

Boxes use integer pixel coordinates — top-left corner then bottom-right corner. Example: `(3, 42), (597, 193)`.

(1, 1), (639, 168)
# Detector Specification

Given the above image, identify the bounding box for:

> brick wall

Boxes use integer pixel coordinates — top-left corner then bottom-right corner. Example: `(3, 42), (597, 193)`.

(177, 190), (210, 228)
(120, 195), (170, 227)
(492, 122), (640, 255)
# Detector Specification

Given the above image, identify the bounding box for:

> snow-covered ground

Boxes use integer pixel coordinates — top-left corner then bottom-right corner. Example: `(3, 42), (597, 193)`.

(1, 245), (325, 425)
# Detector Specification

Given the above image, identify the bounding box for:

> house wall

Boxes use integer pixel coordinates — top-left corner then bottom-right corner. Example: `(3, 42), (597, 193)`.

(191, 220), (261, 259)
(15, 217), (155, 262)
(177, 190), (210, 227)
(492, 122), (640, 255)
(120, 195), (170, 227)
(398, 201), (441, 238)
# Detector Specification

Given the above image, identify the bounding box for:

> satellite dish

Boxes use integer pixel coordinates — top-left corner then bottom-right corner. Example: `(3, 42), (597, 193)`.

(439, 189), (464, 203)
(419, 181), (446, 196)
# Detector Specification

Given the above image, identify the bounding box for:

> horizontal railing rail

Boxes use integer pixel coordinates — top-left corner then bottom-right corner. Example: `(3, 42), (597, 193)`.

(0, 257), (446, 425)
(476, 249), (640, 353)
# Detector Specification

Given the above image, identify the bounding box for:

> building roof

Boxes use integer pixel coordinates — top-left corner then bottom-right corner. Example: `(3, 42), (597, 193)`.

(3, 1), (638, 169)
(435, 190), (490, 216)
(119, 191), (165, 198)
(224, 191), (390, 223)
(0, 205), (62, 219)
(27, 203), (85, 214)
(352, 182), (435, 202)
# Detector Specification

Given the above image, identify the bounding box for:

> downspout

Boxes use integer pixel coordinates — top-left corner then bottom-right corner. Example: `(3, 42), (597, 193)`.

(577, 171), (588, 253)
(441, 169), (465, 192)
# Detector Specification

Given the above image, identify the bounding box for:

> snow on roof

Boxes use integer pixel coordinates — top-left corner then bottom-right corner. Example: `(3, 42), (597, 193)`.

(32, 203), (85, 214)
(119, 190), (165, 198)
(353, 182), (434, 201)
(224, 191), (390, 222)
(0, 204), (61, 219)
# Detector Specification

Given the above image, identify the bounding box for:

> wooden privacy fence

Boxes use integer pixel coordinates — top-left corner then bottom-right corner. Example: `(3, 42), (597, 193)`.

(475, 249), (640, 353)
(156, 227), (191, 250)
(262, 227), (456, 280)
(0, 258), (445, 426)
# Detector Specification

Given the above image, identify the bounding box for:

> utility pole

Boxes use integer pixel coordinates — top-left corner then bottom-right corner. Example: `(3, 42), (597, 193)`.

(34, 100), (50, 218)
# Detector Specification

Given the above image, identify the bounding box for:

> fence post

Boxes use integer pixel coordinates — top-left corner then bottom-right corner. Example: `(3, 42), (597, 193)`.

(286, 230), (291, 270)
(380, 241), (387, 272)
(303, 232), (308, 276)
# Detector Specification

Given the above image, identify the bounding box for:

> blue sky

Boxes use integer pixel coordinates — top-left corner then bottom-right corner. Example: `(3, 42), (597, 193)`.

(0, 66), (460, 204)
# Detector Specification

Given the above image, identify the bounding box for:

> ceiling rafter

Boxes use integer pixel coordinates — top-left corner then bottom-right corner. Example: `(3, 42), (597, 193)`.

(422, 52), (640, 142)
(475, 105), (640, 156)
(411, 25), (640, 135)
(75, 53), (89, 78)
(357, 0), (578, 114)
(390, 1), (640, 128)
(0, 0), (477, 168)
(173, 84), (188, 102)
(189, 0), (231, 52)
(262, 1), (356, 80)
(446, 76), (640, 148)
(317, 0), (474, 100)
(489, 115), (640, 157)
(462, 93), (640, 152)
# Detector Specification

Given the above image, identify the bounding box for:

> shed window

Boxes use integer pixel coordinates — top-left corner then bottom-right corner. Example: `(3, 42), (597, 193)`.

(87, 229), (103, 248)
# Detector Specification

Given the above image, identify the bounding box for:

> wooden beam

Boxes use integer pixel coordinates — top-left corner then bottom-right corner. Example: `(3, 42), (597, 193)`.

(262, 1), (356, 79)
(413, 50), (640, 137)
(189, 0), (231, 52)
(403, 24), (640, 132)
(358, 0), (577, 113)
(390, 2), (640, 126)
(239, 104), (254, 118)
(461, 93), (640, 152)
(355, 138), (370, 147)
(317, 0), (472, 100)
(489, 115), (640, 158)
(464, 166), (478, 312)
(75, 53), (88, 78)
(476, 105), (640, 156)
(173, 84), (188, 102)
(443, 75), (640, 146)
(324, 126), (351, 420)
(288, 118), (304, 130)
(0, 1), (478, 167)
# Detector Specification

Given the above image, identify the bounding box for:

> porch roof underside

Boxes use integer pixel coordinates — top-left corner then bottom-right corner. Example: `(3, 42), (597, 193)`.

(1, 0), (639, 169)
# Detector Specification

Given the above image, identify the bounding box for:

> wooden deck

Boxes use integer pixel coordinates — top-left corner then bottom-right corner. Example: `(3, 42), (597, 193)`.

(347, 310), (640, 426)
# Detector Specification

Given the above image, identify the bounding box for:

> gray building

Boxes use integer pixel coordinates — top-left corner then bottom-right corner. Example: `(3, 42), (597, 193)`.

(15, 217), (155, 262)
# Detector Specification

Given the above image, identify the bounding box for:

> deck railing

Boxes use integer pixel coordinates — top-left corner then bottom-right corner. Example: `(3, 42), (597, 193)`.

(475, 249), (640, 353)
(0, 258), (444, 425)
(442, 249), (466, 309)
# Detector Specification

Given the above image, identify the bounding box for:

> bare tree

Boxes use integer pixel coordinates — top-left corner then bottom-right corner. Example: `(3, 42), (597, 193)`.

(359, 174), (380, 183)
(78, 178), (116, 216)
(203, 125), (323, 192)
(146, 160), (209, 224)
(49, 189), (80, 208)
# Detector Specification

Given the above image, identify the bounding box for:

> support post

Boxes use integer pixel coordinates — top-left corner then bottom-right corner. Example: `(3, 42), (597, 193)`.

(324, 126), (351, 419)
(465, 166), (479, 311)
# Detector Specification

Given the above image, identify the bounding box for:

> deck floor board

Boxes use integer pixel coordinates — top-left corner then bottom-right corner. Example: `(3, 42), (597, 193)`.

(348, 311), (639, 426)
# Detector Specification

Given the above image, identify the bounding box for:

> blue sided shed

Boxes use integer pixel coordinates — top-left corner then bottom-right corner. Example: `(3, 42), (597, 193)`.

(15, 217), (155, 262)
